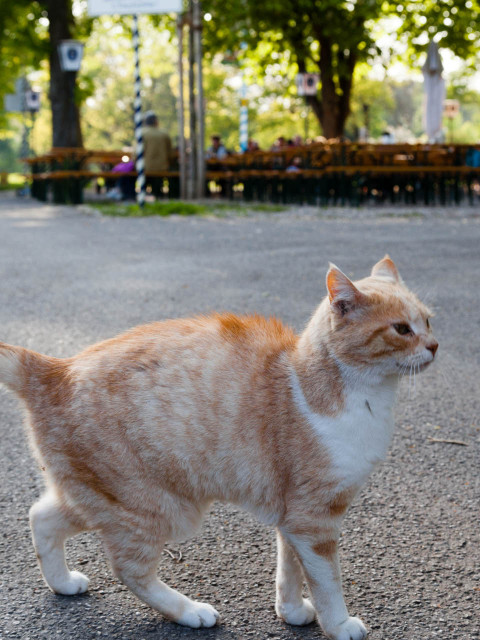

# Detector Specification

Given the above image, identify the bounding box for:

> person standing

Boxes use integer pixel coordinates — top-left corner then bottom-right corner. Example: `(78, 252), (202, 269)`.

(116, 111), (173, 201)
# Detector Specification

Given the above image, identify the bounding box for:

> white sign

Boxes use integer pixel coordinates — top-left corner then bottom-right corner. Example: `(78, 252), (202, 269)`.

(88, 0), (182, 15)
(444, 99), (460, 119)
(25, 90), (41, 112)
(58, 41), (84, 72)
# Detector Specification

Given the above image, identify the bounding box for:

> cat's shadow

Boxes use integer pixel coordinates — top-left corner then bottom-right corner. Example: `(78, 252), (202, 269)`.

(103, 618), (320, 640)
(48, 591), (322, 639)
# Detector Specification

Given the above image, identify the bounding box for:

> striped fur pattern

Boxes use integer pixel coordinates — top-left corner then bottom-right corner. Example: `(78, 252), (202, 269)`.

(0, 257), (437, 640)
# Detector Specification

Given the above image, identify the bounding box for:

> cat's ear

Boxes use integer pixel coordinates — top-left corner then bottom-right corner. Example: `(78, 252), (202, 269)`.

(326, 264), (364, 317)
(371, 255), (402, 283)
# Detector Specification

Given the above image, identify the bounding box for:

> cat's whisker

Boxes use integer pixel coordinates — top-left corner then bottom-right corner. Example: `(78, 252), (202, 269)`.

(408, 363), (414, 398)
(400, 362), (411, 388)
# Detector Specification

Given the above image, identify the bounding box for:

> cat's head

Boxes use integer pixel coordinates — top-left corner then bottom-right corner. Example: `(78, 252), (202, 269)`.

(313, 256), (438, 378)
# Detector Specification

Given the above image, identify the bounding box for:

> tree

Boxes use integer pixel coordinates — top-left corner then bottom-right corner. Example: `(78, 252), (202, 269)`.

(202, 0), (480, 138)
(202, 0), (384, 138)
(0, 0), (89, 148)
(45, 0), (84, 147)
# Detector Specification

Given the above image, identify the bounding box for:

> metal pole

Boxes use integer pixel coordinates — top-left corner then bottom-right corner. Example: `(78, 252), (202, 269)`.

(177, 15), (186, 199)
(239, 42), (248, 153)
(20, 78), (30, 161)
(239, 75), (248, 152)
(132, 14), (146, 208)
(187, 2), (196, 199)
(193, 0), (205, 198)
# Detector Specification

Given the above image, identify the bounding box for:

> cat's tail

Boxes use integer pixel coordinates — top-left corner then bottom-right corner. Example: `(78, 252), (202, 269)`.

(0, 342), (68, 397)
(0, 342), (32, 393)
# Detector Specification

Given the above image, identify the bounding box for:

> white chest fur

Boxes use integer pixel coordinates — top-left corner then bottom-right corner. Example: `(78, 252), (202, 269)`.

(289, 367), (397, 489)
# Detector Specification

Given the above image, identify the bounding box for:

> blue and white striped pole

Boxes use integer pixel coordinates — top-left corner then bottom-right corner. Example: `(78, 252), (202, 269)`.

(132, 14), (146, 208)
(239, 75), (248, 152)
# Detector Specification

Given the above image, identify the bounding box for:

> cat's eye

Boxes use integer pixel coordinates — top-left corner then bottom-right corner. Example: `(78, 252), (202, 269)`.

(426, 318), (431, 329)
(393, 323), (412, 336)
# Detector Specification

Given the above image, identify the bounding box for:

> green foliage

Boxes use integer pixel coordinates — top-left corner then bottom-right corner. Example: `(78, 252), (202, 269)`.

(0, 114), (28, 171)
(202, 0), (382, 65)
(394, 0), (480, 65)
(0, 173), (26, 190)
(93, 200), (208, 217)
(0, 2), (48, 104)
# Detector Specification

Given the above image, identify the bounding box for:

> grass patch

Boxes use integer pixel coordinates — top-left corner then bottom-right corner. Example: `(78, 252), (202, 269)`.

(92, 201), (209, 217)
(88, 200), (288, 217)
(378, 210), (424, 218)
(248, 203), (288, 212)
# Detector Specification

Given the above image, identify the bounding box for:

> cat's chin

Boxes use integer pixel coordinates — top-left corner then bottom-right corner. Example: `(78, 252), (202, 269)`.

(417, 361), (433, 372)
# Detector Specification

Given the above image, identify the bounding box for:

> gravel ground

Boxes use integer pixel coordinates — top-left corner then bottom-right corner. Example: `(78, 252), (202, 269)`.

(0, 193), (479, 640)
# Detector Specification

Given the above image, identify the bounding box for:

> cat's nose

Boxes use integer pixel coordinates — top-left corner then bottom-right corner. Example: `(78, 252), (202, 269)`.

(427, 341), (438, 358)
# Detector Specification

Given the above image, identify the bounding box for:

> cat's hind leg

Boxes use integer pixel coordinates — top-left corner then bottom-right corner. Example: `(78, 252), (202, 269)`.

(29, 491), (90, 595)
(102, 525), (219, 628)
(275, 529), (316, 626)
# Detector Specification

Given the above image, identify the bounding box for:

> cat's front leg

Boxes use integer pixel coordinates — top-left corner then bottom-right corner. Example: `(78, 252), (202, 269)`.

(280, 528), (367, 640)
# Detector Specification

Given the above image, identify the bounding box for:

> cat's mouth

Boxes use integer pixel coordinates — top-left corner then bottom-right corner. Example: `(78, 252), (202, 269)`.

(396, 359), (432, 373)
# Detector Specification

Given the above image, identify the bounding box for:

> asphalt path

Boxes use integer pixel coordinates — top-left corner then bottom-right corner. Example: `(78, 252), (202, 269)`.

(0, 194), (478, 640)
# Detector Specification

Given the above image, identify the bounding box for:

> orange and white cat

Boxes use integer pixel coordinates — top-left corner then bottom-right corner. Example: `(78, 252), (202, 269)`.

(0, 256), (437, 640)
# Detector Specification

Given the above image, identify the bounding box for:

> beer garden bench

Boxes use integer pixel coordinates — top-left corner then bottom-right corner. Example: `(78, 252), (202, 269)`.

(23, 143), (480, 206)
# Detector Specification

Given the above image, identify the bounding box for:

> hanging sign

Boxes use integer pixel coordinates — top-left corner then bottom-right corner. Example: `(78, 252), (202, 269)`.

(87, 0), (182, 15)
(443, 99), (460, 119)
(58, 41), (84, 72)
(25, 90), (41, 112)
(296, 73), (319, 97)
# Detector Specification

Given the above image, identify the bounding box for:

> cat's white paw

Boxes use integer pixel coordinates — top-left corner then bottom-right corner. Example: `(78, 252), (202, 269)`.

(176, 601), (220, 628)
(325, 616), (368, 640)
(51, 570), (90, 595)
(276, 597), (316, 625)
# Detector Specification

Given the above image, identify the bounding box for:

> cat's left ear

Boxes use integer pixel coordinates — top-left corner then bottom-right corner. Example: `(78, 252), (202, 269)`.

(371, 255), (402, 283)
(326, 264), (365, 317)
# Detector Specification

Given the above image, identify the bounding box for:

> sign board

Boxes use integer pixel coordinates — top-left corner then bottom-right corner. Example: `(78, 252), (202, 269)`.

(4, 94), (23, 113)
(4, 78), (28, 112)
(87, 0), (182, 15)
(296, 73), (319, 97)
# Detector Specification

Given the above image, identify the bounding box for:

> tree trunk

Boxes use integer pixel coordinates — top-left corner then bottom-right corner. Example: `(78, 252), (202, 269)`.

(46, 0), (83, 148)
(298, 37), (356, 139)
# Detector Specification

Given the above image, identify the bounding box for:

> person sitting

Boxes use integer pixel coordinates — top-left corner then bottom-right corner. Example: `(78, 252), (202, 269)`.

(286, 156), (303, 172)
(270, 136), (287, 151)
(206, 135), (228, 160)
(247, 139), (260, 152)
